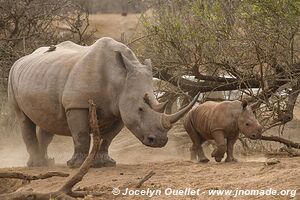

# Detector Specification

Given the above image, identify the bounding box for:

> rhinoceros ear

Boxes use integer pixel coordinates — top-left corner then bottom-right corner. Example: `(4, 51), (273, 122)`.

(241, 99), (248, 110)
(115, 51), (135, 72)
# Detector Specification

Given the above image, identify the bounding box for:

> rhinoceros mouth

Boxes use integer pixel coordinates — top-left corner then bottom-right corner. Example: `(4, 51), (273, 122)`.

(249, 134), (261, 140)
(142, 136), (168, 148)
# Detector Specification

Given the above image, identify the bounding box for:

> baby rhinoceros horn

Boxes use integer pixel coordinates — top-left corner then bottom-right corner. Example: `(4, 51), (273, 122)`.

(162, 92), (200, 129)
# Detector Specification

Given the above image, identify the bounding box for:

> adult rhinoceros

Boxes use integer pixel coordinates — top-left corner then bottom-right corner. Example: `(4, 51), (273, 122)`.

(8, 37), (198, 168)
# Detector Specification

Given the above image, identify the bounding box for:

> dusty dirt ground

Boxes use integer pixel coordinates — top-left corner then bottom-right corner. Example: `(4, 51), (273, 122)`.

(0, 157), (299, 200)
(0, 125), (299, 200)
(0, 14), (299, 199)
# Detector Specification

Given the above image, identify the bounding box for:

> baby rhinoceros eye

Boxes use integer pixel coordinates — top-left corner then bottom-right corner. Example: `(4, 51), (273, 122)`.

(245, 123), (250, 126)
(138, 107), (144, 112)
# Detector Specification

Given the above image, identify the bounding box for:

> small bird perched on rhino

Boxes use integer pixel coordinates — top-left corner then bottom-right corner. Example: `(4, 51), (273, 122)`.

(184, 100), (263, 163)
(8, 37), (199, 168)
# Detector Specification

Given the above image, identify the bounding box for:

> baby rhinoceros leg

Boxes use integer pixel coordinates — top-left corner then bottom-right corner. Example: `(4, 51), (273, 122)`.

(225, 136), (238, 162)
(190, 143), (209, 163)
(197, 144), (210, 163)
(211, 131), (227, 162)
(185, 120), (209, 163)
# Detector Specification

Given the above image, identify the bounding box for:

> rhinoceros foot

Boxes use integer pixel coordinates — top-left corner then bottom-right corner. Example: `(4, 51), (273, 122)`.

(27, 156), (54, 167)
(211, 145), (226, 162)
(67, 153), (87, 168)
(199, 158), (210, 163)
(225, 157), (238, 162)
(92, 153), (116, 168)
(211, 150), (224, 162)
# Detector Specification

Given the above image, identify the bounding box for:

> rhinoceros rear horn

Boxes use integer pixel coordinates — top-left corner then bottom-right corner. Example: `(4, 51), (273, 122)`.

(144, 93), (168, 113)
(153, 101), (168, 112)
(162, 92), (200, 129)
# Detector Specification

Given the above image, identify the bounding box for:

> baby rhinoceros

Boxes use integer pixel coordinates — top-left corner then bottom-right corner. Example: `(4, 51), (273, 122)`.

(184, 100), (263, 163)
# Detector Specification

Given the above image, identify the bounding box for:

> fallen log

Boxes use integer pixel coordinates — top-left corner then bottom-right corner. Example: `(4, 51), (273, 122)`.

(0, 172), (69, 180)
(260, 135), (300, 149)
(280, 146), (300, 157)
(0, 99), (102, 200)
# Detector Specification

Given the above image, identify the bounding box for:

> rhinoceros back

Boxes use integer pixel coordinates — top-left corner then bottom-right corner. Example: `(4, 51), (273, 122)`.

(8, 41), (89, 134)
(186, 102), (218, 139)
(185, 101), (242, 139)
(8, 38), (133, 135)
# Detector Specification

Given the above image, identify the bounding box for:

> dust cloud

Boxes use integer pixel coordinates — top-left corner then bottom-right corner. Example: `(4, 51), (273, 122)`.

(0, 124), (269, 168)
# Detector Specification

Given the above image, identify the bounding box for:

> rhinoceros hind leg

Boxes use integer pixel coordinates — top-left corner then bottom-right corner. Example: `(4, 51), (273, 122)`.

(37, 128), (55, 165)
(18, 112), (47, 167)
(196, 139), (210, 163)
(225, 157), (238, 162)
(66, 109), (91, 168)
(188, 135), (203, 161)
(185, 119), (199, 160)
(185, 120), (209, 162)
(198, 153), (210, 163)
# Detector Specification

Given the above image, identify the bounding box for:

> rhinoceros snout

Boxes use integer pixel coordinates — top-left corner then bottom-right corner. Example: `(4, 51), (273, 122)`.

(143, 135), (168, 147)
(250, 133), (261, 140)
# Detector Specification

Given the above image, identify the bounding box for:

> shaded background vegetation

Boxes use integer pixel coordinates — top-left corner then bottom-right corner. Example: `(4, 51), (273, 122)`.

(0, 0), (97, 90)
(134, 0), (300, 133)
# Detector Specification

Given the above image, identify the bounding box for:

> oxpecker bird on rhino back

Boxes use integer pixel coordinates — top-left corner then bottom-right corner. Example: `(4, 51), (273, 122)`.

(184, 100), (263, 163)
(8, 37), (199, 168)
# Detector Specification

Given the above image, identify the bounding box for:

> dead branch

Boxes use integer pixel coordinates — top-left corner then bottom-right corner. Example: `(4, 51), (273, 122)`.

(135, 171), (156, 188)
(260, 135), (300, 149)
(280, 146), (300, 157)
(58, 99), (103, 197)
(155, 70), (260, 93)
(0, 171), (69, 180)
(0, 99), (102, 200)
(265, 152), (291, 158)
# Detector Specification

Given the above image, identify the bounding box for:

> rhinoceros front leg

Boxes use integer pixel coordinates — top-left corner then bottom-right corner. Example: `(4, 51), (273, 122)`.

(211, 131), (226, 162)
(225, 135), (238, 162)
(18, 112), (47, 167)
(92, 121), (124, 168)
(66, 109), (91, 168)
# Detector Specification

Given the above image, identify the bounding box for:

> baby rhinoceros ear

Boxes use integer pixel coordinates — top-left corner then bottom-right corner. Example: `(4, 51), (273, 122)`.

(241, 99), (248, 110)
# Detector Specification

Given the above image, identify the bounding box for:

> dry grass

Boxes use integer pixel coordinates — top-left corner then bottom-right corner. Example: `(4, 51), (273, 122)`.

(89, 14), (141, 41)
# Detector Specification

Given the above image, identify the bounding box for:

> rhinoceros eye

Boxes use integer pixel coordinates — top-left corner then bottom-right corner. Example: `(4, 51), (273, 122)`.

(246, 123), (249, 126)
(138, 107), (144, 112)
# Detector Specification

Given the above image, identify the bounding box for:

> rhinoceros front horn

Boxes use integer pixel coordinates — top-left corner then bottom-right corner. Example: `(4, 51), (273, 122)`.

(161, 92), (200, 129)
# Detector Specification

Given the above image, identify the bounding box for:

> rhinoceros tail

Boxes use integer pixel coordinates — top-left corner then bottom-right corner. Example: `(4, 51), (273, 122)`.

(7, 65), (22, 116)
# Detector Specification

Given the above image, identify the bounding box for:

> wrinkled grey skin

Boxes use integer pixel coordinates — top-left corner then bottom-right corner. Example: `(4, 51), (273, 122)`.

(184, 100), (263, 163)
(8, 37), (197, 168)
